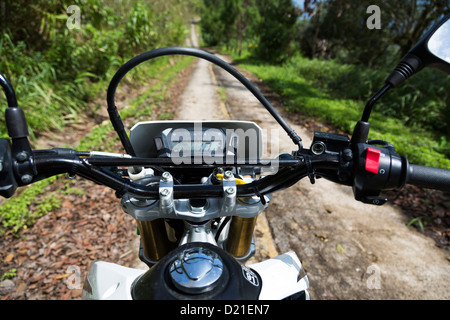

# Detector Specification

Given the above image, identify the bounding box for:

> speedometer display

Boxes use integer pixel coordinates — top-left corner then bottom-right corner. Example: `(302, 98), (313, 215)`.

(154, 126), (237, 159)
(130, 120), (263, 160)
(172, 140), (223, 154)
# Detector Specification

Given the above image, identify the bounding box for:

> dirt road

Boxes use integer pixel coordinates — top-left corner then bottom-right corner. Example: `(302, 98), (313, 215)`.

(170, 27), (449, 299)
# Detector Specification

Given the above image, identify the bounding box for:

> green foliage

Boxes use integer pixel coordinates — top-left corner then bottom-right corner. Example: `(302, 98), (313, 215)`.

(0, 0), (197, 139)
(407, 217), (425, 232)
(0, 176), (59, 235)
(200, 0), (297, 62)
(252, 0), (298, 63)
(233, 52), (449, 169)
(0, 32), (86, 138)
(200, 0), (243, 47)
(212, 0), (448, 160)
(124, 2), (158, 51)
(123, 1), (191, 54)
(0, 55), (194, 236)
(284, 55), (450, 138)
(1, 268), (17, 280)
(200, 0), (227, 46)
(297, 0), (450, 66)
(0, 1), (199, 235)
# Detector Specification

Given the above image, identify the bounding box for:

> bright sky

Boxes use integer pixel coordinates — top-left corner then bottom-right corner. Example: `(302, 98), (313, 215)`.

(428, 19), (450, 63)
(292, 0), (305, 9)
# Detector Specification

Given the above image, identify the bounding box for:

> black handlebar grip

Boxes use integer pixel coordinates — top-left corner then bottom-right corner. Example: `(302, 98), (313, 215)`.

(406, 164), (450, 192)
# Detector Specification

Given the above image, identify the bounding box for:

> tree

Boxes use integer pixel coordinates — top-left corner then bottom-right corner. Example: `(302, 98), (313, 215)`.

(200, 0), (226, 46)
(297, 0), (450, 66)
(235, 0), (260, 56)
(254, 0), (298, 63)
(199, 0), (297, 62)
(383, 0), (450, 58)
(219, 0), (242, 49)
(200, 0), (251, 51)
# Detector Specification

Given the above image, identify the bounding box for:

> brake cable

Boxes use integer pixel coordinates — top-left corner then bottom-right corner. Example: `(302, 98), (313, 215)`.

(106, 47), (303, 155)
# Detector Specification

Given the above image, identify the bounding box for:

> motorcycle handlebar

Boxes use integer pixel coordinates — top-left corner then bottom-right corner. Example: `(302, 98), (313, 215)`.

(405, 164), (450, 192)
(2, 144), (448, 202)
(28, 152), (318, 199)
(31, 150), (450, 197)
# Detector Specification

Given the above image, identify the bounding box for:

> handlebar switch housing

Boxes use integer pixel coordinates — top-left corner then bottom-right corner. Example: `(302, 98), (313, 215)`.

(352, 142), (407, 205)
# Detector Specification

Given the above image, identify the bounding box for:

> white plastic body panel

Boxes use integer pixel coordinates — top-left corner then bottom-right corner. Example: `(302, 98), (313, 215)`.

(248, 251), (310, 300)
(82, 251), (309, 300)
(82, 261), (146, 300)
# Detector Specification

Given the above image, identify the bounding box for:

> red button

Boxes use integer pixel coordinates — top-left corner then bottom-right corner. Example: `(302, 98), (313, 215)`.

(365, 147), (381, 174)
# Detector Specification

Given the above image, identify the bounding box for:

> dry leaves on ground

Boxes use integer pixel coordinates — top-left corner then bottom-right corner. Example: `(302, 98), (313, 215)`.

(0, 178), (138, 300)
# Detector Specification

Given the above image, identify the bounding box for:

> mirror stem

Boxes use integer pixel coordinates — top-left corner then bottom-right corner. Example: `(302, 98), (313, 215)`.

(384, 54), (423, 89)
(0, 73), (33, 164)
(351, 83), (391, 145)
(361, 83), (391, 122)
(1, 73), (30, 142)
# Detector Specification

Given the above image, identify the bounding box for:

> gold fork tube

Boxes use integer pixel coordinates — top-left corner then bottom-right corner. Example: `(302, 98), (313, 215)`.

(137, 219), (172, 262)
(225, 216), (257, 258)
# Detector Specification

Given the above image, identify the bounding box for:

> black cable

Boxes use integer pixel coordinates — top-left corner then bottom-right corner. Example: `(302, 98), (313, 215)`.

(86, 156), (300, 167)
(106, 47), (303, 155)
(215, 216), (231, 242)
(0, 72), (18, 108)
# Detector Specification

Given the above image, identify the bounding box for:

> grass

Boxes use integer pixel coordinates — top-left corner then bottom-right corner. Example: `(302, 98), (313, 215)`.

(230, 51), (450, 169)
(1, 268), (17, 280)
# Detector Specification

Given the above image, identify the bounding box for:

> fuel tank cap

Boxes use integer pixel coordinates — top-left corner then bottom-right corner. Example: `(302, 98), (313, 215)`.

(169, 246), (223, 294)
